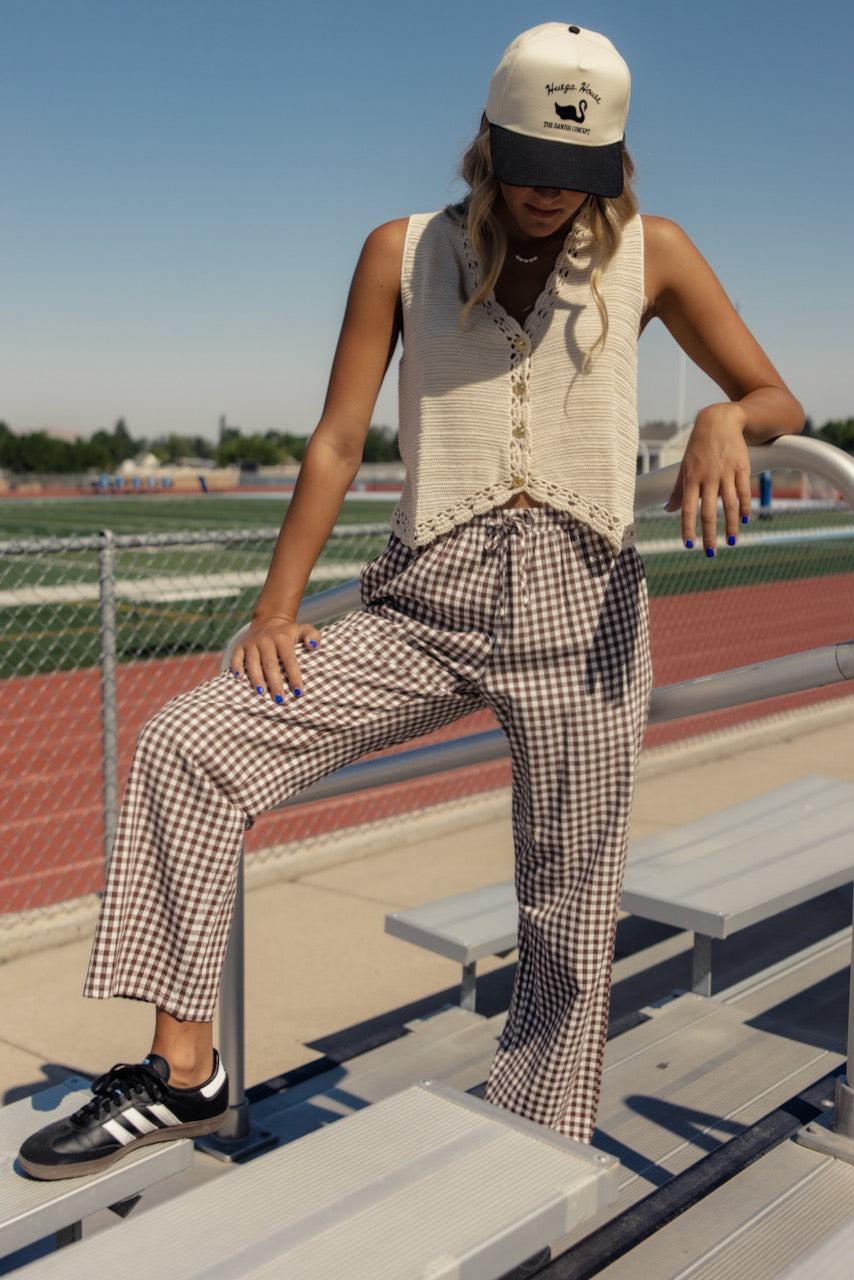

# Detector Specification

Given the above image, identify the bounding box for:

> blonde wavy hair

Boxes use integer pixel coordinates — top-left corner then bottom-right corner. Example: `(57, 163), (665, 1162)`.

(457, 117), (638, 363)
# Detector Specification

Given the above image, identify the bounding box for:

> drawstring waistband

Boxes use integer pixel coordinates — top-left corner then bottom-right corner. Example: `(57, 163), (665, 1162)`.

(483, 509), (538, 615)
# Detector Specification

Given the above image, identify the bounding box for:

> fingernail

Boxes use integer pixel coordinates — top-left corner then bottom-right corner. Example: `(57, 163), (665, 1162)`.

(684, 539), (694, 549)
(256, 685), (264, 695)
(309, 640), (318, 649)
(233, 669), (241, 679)
(274, 693), (283, 705)
(706, 547), (716, 558)
(742, 514), (750, 524)
(727, 535), (736, 546)
(293, 687), (302, 698)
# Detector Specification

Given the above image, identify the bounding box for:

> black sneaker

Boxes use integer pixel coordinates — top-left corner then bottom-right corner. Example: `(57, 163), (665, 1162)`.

(18, 1051), (228, 1180)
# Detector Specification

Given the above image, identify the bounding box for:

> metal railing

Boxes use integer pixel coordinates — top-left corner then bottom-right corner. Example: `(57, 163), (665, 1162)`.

(207, 436), (854, 1159)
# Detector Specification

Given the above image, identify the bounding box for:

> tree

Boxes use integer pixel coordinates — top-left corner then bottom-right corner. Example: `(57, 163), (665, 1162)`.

(0, 422), (15, 469)
(151, 434), (194, 465)
(362, 425), (400, 462)
(215, 432), (282, 467)
(2, 431), (74, 472)
(112, 418), (138, 462)
(817, 419), (854, 456)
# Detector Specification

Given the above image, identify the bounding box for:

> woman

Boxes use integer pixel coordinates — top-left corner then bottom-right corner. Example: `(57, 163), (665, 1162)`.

(20, 23), (802, 1178)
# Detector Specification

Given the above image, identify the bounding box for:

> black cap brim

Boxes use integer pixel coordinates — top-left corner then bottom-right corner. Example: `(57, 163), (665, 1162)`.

(489, 123), (624, 198)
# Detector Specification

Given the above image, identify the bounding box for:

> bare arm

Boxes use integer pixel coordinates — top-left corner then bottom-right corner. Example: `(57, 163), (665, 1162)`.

(642, 216), (804, 552)
(232, 218), (406, 699)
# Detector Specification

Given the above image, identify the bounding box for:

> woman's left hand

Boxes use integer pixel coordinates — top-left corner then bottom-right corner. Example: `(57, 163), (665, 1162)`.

(644, 216), (803, 555)
(664, 403), (753, 555)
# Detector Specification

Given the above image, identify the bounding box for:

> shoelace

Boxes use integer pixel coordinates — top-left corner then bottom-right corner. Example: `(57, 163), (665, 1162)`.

(77, 1061), (168, 1122)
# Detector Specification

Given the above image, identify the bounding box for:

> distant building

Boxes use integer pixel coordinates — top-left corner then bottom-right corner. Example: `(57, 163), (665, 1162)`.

(637, 421), (692, 474)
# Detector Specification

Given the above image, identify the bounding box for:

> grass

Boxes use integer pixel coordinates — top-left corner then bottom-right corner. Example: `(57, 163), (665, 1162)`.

(2, 491), (852, 541)
(0, 581), (362, 680)
(0, 493), (396, 539)
(643, 537), (854, 596)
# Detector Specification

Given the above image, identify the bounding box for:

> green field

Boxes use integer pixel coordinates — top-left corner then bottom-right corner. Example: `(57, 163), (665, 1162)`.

(0, 493), (395, 539)
(0, 496), (389, 678)
(1, 494), (851, 680)
(2, 491), (852, 545)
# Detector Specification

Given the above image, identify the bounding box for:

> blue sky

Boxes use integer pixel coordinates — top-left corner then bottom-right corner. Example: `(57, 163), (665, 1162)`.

(2, 0), (852, 443)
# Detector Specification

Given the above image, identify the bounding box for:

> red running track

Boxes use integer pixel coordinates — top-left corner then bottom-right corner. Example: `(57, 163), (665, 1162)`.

(3, 574), (852, 912)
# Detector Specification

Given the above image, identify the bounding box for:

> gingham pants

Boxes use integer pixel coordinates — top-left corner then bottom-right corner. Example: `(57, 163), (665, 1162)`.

(85, 509), (652, 1142)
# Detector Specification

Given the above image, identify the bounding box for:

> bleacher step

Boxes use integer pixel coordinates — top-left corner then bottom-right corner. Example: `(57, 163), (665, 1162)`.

(13, 1082), (619, 1279)
(593, 1127), (854, 1279)
(0, 1077), (192, 1260)
(551, 992), (845, 1259)
(253, 1004), (502, 1143)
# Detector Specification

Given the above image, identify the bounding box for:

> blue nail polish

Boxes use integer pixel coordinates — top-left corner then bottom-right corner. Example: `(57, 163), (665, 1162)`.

(233, 669), (241, 679)
(309, 640), (318, 650)
(293, 687), (302, 698)
(256, 685), (264, 695)
(706, 547), (716, 558)
(684, 538), (694, 549)
(742, 514), (749, 524)
(727, 534), (736, 546)
(275, 693), (284, 705)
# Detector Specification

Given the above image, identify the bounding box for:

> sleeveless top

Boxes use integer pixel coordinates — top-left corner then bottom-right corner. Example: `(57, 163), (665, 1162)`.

(390, 207), (644, 554)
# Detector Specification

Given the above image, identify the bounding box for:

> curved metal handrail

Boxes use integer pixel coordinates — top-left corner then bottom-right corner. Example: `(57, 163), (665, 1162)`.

(639, 435), (854, 511)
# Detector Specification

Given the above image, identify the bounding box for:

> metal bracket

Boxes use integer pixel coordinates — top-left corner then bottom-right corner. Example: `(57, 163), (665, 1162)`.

(796, 1076), (854, 1167)
(195, 1102), (278, 1163)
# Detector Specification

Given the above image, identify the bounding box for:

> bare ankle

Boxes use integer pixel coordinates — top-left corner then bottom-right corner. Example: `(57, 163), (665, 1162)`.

(151, 1009), (214, 1088)
(157, 1053), (214, 1090)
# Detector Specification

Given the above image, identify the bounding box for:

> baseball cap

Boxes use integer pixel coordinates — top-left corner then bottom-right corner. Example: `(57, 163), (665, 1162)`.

(485, 23), (630, 198)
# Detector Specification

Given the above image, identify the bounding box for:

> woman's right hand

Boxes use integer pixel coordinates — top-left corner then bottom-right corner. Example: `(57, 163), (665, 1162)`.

(231, 614), (322, 704)
(226, 221), (405, 705)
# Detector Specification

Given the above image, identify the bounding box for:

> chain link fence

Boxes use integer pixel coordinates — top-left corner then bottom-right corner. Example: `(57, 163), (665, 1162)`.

(0, 525), (385, 925)
(2, 503), (852, 932)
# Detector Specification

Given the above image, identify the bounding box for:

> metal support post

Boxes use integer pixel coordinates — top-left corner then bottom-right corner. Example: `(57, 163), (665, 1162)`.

(98, 530), (119, 872)
(460, 962), (477, 1012)
(797, 887), (854, 1164)
(196, 854), (277, 1161)
(691, 934), (713, 997)
(55, 1222), (83, 1248)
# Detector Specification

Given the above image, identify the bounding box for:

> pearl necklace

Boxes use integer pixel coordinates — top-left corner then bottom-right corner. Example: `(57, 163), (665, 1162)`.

(509, 217), (577, 266)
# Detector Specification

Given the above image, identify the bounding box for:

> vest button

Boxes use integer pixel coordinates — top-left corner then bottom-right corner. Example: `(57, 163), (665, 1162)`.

(512, 378), (526, 397)
(513, 426), (527, 439)
(511, 473), (526, 488)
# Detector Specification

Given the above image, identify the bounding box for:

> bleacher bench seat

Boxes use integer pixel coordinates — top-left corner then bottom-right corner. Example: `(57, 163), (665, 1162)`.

(386, 775), (854, 1003)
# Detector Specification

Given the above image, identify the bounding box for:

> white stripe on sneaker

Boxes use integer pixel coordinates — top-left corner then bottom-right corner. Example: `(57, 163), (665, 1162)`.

(148, 1103), (181, 1127)
(200, 1057), (227, 1099)
(103, 1118), (137, 1146)
(121, 1107), (159, 1135)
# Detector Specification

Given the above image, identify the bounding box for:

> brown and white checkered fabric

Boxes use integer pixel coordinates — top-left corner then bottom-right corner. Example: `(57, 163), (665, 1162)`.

(85, 509), (651, 1142)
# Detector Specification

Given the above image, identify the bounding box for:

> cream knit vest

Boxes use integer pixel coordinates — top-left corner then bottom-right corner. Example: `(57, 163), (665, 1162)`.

(391, 208), (644, 554)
